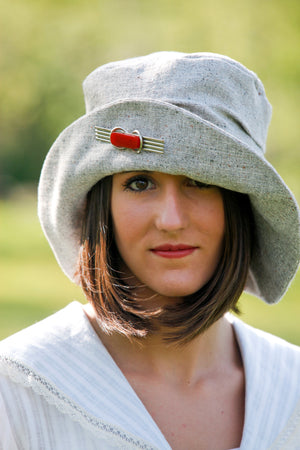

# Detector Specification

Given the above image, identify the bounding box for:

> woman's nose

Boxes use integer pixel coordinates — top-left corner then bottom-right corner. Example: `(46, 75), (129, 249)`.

(154, 188), (188, 232)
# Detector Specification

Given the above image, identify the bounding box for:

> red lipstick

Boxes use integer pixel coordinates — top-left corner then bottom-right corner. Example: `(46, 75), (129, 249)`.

(151, 244), (197, 259)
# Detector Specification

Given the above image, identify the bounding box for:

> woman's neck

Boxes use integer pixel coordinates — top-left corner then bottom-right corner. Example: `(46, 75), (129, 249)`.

(84, 303), (242, 386)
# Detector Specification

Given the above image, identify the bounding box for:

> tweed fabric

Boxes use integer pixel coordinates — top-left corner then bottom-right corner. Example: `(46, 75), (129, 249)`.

(38, 52), (300, 303)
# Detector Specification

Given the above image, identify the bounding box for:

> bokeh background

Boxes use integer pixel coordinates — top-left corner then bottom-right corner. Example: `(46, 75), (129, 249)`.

(1, 0), (299, 342)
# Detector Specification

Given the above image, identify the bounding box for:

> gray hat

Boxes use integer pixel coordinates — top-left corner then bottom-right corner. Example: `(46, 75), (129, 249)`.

(38, 51), (300, 304)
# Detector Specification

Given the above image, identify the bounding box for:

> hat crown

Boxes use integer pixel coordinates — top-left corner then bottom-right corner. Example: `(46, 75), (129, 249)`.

(83, 52), (272, 153)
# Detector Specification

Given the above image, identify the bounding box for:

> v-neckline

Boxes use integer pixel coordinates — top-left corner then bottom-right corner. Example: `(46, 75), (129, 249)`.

(84, 306), (249, 450)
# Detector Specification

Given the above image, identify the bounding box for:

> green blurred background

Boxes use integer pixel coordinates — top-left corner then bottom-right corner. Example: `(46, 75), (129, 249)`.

(1, 0), (299, 342)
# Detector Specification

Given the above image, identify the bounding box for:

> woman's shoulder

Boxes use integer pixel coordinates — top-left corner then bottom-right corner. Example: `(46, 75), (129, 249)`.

(230, 313), (300, 404)
(0, 302), (86, 354)
(228, 313), (300, 358)
(230, 312), (300, 390)
(228, 314), (300, 449)
(0, 302), (169, 450)
(0, 301), (96, 385)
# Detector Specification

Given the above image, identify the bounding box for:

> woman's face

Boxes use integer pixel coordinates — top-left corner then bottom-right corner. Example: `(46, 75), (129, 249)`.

(111, 172), (225, 299)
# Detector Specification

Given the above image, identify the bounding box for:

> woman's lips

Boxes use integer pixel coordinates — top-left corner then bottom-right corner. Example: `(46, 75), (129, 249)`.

(150, 244), (198, 259)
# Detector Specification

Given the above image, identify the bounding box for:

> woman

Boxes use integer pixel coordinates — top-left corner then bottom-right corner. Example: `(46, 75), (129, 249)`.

(0, 52), (299, 449)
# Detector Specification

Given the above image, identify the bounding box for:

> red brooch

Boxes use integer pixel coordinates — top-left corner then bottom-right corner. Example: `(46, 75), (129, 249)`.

(95, 126), (164, 154)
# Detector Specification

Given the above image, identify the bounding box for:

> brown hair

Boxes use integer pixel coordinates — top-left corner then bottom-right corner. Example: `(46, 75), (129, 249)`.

(78, 176), (254, 344)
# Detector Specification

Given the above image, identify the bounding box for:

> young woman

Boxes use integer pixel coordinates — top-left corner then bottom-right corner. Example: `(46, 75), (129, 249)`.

(0, 52), (299, 449)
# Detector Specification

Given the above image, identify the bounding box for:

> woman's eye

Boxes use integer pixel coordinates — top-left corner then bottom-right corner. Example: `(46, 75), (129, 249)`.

(187, 179), (210, 189)
(124, 177), (154, 192)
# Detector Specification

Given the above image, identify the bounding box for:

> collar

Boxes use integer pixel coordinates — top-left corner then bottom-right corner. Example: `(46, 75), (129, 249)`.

(229, 314), (300, 449)
(0, 302), (169, 449)
(1, 303), (299, 449)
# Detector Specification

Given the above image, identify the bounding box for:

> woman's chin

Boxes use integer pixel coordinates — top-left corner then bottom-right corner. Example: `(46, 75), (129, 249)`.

(146, 282), (202, 299)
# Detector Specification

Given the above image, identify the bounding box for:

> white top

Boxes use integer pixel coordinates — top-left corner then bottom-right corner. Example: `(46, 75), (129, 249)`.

(0, 302), (300, 449)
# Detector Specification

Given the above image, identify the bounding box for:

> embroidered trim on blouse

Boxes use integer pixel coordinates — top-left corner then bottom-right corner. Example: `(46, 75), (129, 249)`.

(0, 356), (158, 450)
(268, 398), (300, 449)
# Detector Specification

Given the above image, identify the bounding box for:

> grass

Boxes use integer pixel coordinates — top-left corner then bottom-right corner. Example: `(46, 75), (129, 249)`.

(1, 191), (299, 345)
(0, 191), (86, 339)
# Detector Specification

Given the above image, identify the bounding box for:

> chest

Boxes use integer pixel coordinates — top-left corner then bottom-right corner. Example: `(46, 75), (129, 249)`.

(127, 371), (245, 450)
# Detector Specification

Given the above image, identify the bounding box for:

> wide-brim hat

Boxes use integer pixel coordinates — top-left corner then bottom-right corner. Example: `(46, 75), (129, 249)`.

(38, 52), (300, 304)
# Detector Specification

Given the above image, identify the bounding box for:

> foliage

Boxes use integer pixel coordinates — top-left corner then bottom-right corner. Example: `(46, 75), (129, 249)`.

(0, 0), (300, 197)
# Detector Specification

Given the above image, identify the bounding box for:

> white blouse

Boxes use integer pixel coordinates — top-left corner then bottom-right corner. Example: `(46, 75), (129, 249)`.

(0, 302), (300, 449)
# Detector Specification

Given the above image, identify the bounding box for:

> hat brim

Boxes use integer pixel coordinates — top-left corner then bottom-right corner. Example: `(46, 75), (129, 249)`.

(38, 99), (300, 304)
